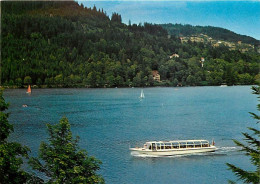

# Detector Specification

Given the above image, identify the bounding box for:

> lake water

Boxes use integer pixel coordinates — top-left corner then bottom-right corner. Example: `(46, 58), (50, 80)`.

(4, 86), (258, 184)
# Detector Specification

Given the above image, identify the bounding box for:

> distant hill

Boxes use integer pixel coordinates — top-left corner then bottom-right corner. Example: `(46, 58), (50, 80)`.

(2, 1), (260, 88)
(160, 23), (259, 45)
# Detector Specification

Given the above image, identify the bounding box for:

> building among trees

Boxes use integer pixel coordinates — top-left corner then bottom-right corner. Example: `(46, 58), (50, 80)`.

(152, 70), (161, 82)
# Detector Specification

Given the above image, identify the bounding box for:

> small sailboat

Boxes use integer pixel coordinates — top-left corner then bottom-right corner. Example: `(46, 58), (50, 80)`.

(140, 89), (145, 99)
(26, 85), (31, 94)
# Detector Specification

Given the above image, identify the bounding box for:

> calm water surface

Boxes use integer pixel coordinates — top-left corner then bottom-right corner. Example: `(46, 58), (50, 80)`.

(5, 86), (258, 184)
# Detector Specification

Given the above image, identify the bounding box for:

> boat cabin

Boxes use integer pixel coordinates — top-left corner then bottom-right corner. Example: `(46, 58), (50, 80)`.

(146, 140), (210, 151)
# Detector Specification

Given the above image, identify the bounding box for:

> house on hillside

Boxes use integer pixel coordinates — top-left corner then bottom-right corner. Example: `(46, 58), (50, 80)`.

(152, 70), (160, 82)
(169, 53), (179, 59)
(213, 43), (219, 47)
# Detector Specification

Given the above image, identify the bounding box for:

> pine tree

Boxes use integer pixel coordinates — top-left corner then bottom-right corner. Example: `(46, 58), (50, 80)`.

(226, 86), (260, 183)
(29, 117), (104, 183)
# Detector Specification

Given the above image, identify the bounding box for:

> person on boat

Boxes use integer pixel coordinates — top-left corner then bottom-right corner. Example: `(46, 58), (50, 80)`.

(212, 140), (215, 146)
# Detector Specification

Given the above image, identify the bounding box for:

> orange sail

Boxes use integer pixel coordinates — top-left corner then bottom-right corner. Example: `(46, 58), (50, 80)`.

(27, 85), (31, 93)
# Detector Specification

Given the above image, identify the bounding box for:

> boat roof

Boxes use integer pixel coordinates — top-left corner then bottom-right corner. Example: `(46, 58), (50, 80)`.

(145, 140), (209, 144)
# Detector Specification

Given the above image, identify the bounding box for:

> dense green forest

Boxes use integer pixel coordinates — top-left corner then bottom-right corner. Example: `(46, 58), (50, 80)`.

(2, 1), (260, 88)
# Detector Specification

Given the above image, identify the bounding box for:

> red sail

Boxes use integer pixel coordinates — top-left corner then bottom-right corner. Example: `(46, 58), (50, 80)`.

(27, 85), (31, 93)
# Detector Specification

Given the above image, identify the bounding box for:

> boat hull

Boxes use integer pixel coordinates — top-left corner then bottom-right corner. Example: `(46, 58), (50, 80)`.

(130, 146), (217, 156)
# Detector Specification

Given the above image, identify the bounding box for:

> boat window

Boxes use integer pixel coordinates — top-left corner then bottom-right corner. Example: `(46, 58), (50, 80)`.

(202, 143), (209, 147)
(160, 143), (165, 150)
(165, 143), (171, 149)
(187, 142), (194, 148)
(172, 142), (179, 149)
(149, 145), (151, 150)
(156, 143), (160, 150)
(194, 141), (202, 148)
(152, 143), (156, 150)
(180, 142), (186, 148)
(201, 141), (209, 147)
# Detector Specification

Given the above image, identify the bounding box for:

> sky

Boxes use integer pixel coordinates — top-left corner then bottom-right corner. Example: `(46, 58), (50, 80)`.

(79, 1), (260, 40)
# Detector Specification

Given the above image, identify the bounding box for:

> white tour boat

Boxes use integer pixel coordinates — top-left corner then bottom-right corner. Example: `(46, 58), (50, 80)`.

(130, 139), (216, 156)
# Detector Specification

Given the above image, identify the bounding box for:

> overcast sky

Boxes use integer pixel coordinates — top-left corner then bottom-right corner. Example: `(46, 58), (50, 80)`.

(79, 1), (260, 40)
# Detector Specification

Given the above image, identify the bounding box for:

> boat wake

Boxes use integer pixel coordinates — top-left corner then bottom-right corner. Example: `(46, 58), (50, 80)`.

(215, 146), (238, 153)
(131, 146), (240, 158)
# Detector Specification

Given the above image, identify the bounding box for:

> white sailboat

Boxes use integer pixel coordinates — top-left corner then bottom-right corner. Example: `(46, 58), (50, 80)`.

(140, 89), (145, 99)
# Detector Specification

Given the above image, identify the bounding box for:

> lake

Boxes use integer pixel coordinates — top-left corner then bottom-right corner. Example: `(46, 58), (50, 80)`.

(4, 86), (258, 184)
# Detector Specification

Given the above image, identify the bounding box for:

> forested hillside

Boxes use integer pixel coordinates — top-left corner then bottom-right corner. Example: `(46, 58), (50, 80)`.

(2, 1), (260, 88)
(161, 23), (260, 46)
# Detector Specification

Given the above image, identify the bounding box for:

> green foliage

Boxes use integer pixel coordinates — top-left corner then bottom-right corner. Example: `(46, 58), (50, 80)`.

(24, 76), (32, 85)
(238, 73), (254, 85)
(15, 78), (23, 87)
(29, 117), (104, 183)
(173, 78), (179, 87)
(2, 1), (259, 88)
(226, 86), (260, 183)
(54, 74), (63, 86)
(0, 90), (12, 140)
(186, 75), (196, 86)
(0, 89), (42, 183)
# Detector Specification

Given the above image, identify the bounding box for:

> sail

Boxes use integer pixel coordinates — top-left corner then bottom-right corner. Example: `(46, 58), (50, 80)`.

(27, 85), (31, 93)
(140, 90), (145, 98)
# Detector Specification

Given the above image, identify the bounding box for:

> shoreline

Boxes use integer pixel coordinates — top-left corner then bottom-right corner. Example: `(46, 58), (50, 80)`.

(1, 84), (255, 90)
